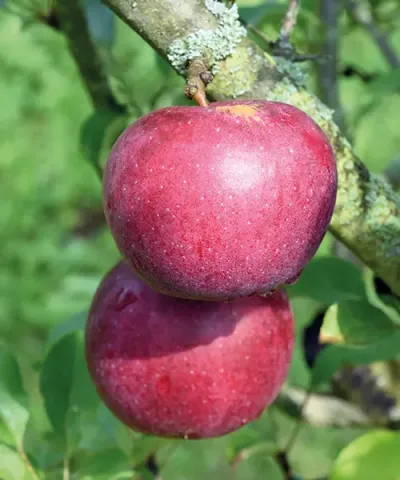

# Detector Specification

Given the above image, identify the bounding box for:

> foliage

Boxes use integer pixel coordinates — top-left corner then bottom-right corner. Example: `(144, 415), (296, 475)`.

(330, 430), (400, 480)
(0, 0), (399, 478)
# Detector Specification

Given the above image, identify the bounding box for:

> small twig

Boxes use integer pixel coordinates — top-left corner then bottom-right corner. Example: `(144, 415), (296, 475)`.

(101, 51), (142, 117)
(279, 0), (301, 43)
(184, 58), (213, 107)
(271, 0), (301, 59)
(57, 0), (120, 110)
(243, 17), (321, 63)
(318, 0), (346, 132)
(346, 0), (400, 68)
(17, 444), (40, 480)
(257, 0), (320, 63)
(293, 53), (325, 62)
(242, 20), (274, 48)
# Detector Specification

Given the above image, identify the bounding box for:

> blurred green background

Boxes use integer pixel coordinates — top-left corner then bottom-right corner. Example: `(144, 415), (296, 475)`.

(0, 0), (399, 479)
(1, 0), (398, 359)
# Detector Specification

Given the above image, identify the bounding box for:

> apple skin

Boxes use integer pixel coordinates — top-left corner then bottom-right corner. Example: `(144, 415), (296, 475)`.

(104, 100), (337, 300)
(85, 261), (294, 439)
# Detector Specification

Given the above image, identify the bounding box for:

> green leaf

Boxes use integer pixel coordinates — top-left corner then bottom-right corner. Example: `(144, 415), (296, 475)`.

(330, 431), (400, 480)
(340, 27), (390, 75)
(40, 330), (99, 452)
(353, 94), (400, 172)
(320, 300), (397, 346)
(159, 439), (232, 480)
(96, 404), (133, 456)
(222, 410), (278, 457)
(287, 298), (321, 388)
(0, 419), (15, 446)
(109, 23), (165, 111)
(47, 310), (86, 347)
(311, 330), (400, 387)
(66, 334), (102, 452)
(73, 448), (130, 479)
(239, 4), (287, 25)
(0, 443), (30, 480)
(234, 453), (284, 480)
(69, 341), (99, 413)
(370, 69), (400, 96)
(287, 257), (365, 304)
(288, 421), (364, 479)
(80, 108), (128, 175)
(131, 435), (169, 467)
(132, 469), (155, 480)
(3, 0), (49, 20)
(320, 305), (343, 343)
(363, 269), (400, 325)
(40, 333), (77, 442)
(0, 350), (29, 447)
(268, 406), (364, 479)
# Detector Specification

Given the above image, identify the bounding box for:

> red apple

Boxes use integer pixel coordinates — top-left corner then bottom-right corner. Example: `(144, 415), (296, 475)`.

(104, 100), (337, 300)
(85, 261), (294, 439)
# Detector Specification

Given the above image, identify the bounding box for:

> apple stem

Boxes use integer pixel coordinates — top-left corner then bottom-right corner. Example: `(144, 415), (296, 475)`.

(192, 89), (209, 108)
(184, 58), (213, 107)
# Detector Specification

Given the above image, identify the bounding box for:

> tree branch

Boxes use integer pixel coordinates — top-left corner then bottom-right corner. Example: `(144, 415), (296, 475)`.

(318, 0), (345, 130)
(101, 0), (400, 295)
(279, 0), (301, 43)
(101, 0), (220, 58)
(346, 0), (400, 69)
(58, 0), (118, 109)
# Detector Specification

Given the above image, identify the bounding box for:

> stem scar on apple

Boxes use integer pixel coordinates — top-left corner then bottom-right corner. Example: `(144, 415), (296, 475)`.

(184, 58), (213, 107)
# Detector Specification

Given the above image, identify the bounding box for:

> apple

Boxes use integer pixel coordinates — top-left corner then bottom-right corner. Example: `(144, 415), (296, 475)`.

(104, 100), (337, 300)
(85, 261), (294, 439)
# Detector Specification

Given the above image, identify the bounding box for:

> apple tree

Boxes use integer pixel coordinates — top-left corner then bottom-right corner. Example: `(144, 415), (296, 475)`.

(0, 0), (399, 479)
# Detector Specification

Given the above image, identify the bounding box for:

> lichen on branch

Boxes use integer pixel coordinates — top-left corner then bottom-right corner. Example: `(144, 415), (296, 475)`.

(167, 0), (246, 74)
(102, 0), (400, 295)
